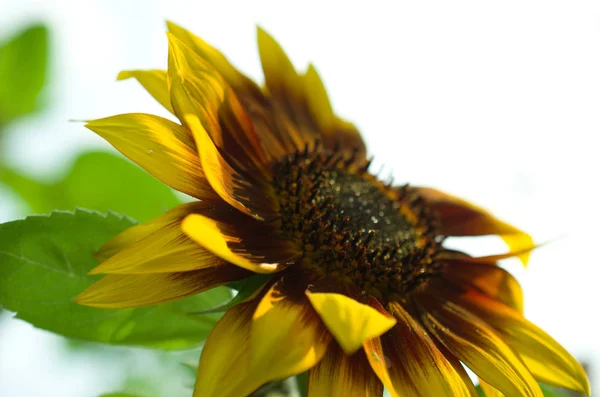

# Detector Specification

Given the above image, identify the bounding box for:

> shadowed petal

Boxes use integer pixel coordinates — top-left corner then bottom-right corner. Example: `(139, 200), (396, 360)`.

(308, 343), (383, 397)
(414, 187), (533, 265)
(258, 27), (366, 158)
(306, 292), (396, 354)
(117, 69), (174, 114)
(85, 113), (219, 201)
(194, 279), (331, 397)
(441, 257), (524, 313)
(194, 300), (258, 397)
(75, 266), (247, 308)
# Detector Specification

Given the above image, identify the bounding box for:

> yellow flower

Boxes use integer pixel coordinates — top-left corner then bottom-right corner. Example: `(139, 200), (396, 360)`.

(76, 22), (590, 397)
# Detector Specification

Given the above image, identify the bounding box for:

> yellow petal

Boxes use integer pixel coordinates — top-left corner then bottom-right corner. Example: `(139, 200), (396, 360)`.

(414, 187), (533, 265)
(251, 281), (332, 379)
(94, 202), (202, 263)
(363, 337), (395, 395)
(90, 222), (225, 275)
(306, 292), (396, 354)
(75, 266), (246, 308)
(375, 301), (475, 397)
(182, 212), (297, 274)
(308, 343), (383, 397)
(479, 378), (504, 397)
(418, 295), (543, 397)
(91, 202), (230, 275)
(117, 70), (174, 114)
(458, 291), (590, 395)
(85, 113), (218, 201)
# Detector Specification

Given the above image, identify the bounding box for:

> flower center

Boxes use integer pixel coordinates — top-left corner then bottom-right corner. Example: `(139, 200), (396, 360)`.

(272, 145), (442, 302)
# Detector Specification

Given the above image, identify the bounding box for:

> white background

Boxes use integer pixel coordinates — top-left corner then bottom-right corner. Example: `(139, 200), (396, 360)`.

(1, 1), (599, 396)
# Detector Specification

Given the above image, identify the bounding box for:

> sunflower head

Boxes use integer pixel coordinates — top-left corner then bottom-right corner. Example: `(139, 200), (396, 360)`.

(76, 22), (590, 397)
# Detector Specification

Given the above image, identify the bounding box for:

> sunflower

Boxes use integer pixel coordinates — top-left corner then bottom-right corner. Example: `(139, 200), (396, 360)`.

(76, 22), (590, 397)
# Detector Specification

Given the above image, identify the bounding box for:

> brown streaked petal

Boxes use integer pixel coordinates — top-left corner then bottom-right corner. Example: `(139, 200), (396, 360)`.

(416, 294), (543, 397)
(257, 28), (366, 159)
(414, 187), (533, 265)
(455, 290), (590, 395)
(308, 343), (383, 397)
(182, 208), (300, 274)
(94, 202), (207, 263)
(194, 122), (277, 220)
(434, 342), (479, 397)
(85, 113), (219, 202)
(117, 70), (174, 114)
(257, 27), (319, 140)
(166, 31), (270, 176)
(376, 301), (475, 397)
(441, 258), (524, 313)
(75, 265), (247, 308)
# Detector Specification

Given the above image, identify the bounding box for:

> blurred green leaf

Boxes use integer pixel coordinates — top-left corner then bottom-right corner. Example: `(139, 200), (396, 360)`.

(0, 24), (48, 124)
(99, 394), (141, 397)
(295, 372), (309, 397)
(477, 383), (567, 396)
(0, 150), (181, 222)
(0, 210), (230, 349)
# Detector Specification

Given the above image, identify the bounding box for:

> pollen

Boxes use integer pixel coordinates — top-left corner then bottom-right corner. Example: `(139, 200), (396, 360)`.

(272, 143), (443, 302)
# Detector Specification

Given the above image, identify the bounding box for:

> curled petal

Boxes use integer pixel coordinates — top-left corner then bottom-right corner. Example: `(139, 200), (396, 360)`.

(117, 69), (174, 114)
(85, 113), (218, 201)
(306, 292), (396, 354)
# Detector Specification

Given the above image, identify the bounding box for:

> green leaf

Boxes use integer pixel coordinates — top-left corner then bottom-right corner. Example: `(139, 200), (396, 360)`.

(0, 24), (48, 124)
(0, 150), (181, 222)
(0, 210), (230, 349)
(191, 273), (271, 315)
